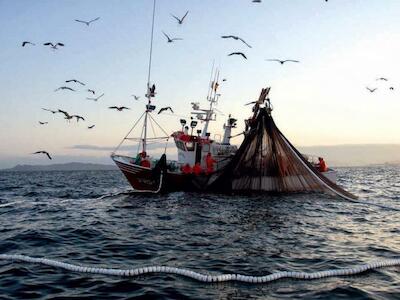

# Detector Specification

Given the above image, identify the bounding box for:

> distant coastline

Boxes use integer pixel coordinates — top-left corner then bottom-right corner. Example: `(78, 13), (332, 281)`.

(2, 162), (118, 172)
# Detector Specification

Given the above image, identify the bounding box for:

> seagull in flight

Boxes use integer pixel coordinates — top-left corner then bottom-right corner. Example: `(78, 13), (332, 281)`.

(389, 87), (394, 91)
(252, 0), (262, 2)
(86, 93), (104, 101)
(158, 107), (174, 114)
(43, 42), (64, 50)
(162, 31), (183, 43)
(66, 79), (85, 86)
(87, 89), (95, 95)
(71, 115), (85, 122)
(221, 35), (252, 48)
(171, 11), (189, 25)
(131, 94), (140, 100)
(38, 121), (48, 125)
(88, 125), (95, 129)
(57, 109), (74, 121)
(109, 106), (130, 111)
(42, 108), (57, 114)
(228, 52), (247, 59)
(55, 86), (75, 92)
(366, 87), (377, 93)
(265, 59), (299, 65)
(75, 17), (100, 26)
(376, 77), (388, 81)
(22, 41), (35, 47)
(32, 151), (52, 160)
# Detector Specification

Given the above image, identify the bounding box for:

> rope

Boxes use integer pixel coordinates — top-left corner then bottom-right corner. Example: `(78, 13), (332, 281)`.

(112, 112), (145, 153)
(0, 255), (398, 283)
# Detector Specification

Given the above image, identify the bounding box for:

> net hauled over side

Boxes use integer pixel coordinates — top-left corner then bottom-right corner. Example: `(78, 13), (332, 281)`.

(209, 103), (357, 200)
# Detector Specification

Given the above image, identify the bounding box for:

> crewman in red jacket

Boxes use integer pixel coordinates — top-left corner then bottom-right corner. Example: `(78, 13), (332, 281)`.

(205, 152), (216, 174)
(181, 163), (192, 174)
(193, 162), (202, 175)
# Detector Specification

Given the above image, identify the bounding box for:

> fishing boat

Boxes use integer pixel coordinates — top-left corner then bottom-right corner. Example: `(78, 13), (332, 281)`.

(111, 0), (355, 200)
(111, 67), (239, 193)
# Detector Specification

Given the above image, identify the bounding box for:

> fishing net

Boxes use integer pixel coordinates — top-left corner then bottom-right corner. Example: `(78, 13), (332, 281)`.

(209, 89), (357, 200)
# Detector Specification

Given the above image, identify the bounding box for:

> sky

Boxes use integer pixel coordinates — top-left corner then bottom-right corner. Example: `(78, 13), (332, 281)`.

(0, 0), (399, 168)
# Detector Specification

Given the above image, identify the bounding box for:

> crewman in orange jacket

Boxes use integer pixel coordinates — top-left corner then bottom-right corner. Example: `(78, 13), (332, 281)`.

(205, 152), (216, 174)
(318, 157), (328, 172)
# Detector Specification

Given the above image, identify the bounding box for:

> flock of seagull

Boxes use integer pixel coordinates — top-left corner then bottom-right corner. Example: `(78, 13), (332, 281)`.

(27, 11), (177, 159)
(25, 1), (369, 161)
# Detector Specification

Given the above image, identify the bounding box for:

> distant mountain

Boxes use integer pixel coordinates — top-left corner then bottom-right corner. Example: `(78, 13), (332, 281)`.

(298, 144), (400, 167)
(3, 162), (118, 171)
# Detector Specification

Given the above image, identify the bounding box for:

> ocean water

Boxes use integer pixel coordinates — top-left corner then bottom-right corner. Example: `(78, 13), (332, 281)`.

(0, 166), (399, 299)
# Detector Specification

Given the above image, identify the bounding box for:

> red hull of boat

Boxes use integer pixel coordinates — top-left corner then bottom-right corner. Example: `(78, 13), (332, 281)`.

(112, 155), (211, 193)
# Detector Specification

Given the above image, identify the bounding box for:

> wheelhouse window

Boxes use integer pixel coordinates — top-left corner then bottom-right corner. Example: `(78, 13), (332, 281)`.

(186, 141), (194, 151)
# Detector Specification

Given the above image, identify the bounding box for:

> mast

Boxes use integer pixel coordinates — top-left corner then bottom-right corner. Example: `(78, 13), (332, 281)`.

(143, 0), (157, 153)
(201, 68), (219, 137)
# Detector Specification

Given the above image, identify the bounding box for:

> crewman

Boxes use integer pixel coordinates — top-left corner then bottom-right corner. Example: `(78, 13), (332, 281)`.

(181, 163), (192, 174)
(205, 152), (216, 174)
(317, 157), (328, 172)
(193, 162), (202, 175)
(140, 152), (151, 168)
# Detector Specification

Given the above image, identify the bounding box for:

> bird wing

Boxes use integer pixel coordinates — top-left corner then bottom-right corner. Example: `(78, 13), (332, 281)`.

(265, 59), (281, 62)
(171, 38), (183, 41)
(57, 43), (64, 47)
(88, 89), (95, 94)
(121, 107), (130, 110)
(245, 101), (256, 106)
(65, 79), (74, 83)
(45, 152), (52, 160)
(89, 17), (100, 23)
(66, 87), (75, 91)
(221, 35), (235, 39)
(75, 19), (87, 24)
(109, 106), (118, 109)
(171, 14), (181, 22)
(162, 31), (172, 41)
(58, 109), (70, 117)
(181, 11), (189, 22)
(43, 42), (54, 46)
(240, 53), (247, 59)
(284, 60), (299, 63)
(238, 37), (252, 48)
(158, 108), (166, 114)
(168, 107), (174, 113)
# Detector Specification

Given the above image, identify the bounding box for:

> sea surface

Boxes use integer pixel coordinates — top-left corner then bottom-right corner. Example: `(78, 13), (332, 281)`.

(0, 166), (399, 299)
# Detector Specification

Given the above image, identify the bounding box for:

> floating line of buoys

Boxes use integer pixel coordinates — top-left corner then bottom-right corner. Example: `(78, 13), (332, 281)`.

(0, 254), (399, 283)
